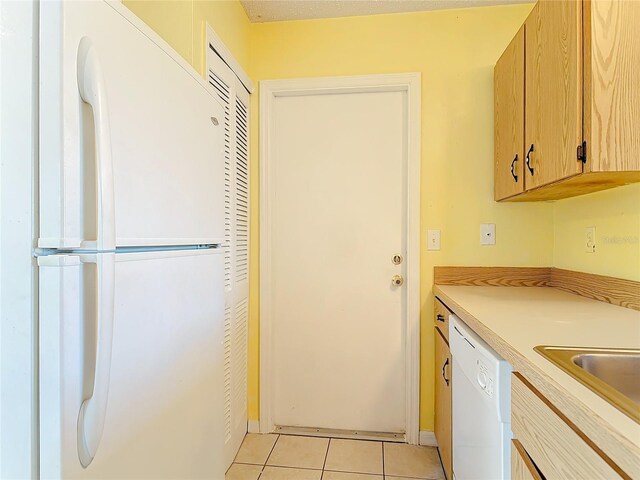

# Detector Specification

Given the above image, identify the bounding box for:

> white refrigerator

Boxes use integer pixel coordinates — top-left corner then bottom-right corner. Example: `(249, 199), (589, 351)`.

(36, 1), (226, 478)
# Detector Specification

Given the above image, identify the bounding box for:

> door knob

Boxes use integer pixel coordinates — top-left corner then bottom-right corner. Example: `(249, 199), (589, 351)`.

(391, 275), (404, 287)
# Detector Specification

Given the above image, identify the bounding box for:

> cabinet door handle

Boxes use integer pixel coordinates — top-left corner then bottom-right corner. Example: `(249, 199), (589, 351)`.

(510, 154), (518, 182)
(436, 314), (445, 323)
(525, 144), (535, 175)
(442, 358), (450, 386)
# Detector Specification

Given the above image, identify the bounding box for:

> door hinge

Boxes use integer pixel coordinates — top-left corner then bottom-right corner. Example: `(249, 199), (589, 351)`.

(577, 141), (587, 163)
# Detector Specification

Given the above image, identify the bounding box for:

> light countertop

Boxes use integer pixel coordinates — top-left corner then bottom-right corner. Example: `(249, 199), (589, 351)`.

(433, 285), (640, 476)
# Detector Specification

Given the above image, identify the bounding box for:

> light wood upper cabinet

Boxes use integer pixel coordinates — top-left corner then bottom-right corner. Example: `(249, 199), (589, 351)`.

(524, 1), (583, 190)
(434, 328), (452, 480)
(584, 0), (640, 174)
(494, 0), (640, 202)
(494, 26), (525, 201)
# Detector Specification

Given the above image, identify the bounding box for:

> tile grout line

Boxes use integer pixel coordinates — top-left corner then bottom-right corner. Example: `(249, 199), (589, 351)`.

(248, 433), (280, 479)
(262, 433), (281, 474)
(382, 442), (386, 477)
(321, 438), (331, 479)
(257, 459), (263, 480)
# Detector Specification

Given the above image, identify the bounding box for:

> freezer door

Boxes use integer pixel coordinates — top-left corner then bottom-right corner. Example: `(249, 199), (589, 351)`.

(39, 249), (224, 479)
(39, 1), (225, 249)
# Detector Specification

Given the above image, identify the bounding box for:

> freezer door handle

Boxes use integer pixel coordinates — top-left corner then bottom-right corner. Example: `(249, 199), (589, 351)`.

(77, 253), (116, 467)
(77, 37), (116, 251)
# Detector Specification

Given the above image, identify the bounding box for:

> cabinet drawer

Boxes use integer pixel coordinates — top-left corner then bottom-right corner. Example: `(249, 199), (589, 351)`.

(511, 439), (543, 480)
(434, 298), (450, 342)
(511, 373), (624, 479)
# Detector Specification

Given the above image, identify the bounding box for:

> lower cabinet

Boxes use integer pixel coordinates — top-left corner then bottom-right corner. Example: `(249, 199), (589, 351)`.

(511, 372), (626, 479)
(511, 439), (543, 480)
(436, 297), (632, 480)
(434, 299), (452, 480)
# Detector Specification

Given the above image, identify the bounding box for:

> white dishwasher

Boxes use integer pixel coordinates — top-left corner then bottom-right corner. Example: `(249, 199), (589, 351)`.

(449, 315), (512, 480)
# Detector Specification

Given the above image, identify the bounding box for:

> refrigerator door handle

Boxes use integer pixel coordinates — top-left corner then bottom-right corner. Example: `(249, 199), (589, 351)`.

(77, 37), (116, 251)
(77, 253), (116, 467)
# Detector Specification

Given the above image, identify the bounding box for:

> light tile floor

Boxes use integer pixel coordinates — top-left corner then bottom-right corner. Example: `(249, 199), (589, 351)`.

(226, 434), (445, 480)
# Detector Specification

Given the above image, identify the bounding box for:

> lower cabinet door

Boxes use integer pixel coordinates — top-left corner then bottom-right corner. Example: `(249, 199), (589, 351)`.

(512, 373), (623, 479)
(511, 439), (543, 480)
(434, 328), (452, 479)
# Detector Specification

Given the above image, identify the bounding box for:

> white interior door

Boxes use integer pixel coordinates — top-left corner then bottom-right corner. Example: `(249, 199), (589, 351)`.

(39, 250), (225, 479)
(207, 52), (250, 469)
(269, 90), (407, 434)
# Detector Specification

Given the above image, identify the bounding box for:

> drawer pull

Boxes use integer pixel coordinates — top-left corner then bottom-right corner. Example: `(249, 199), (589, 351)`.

(436, 314), (446, 322)
(525, 144), (535, 175)
(510, 154), (518, 182)
(442, 358), (450, 386)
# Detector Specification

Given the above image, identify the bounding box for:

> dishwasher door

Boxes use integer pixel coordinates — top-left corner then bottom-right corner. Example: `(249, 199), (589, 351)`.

(450, 315), (512, 480)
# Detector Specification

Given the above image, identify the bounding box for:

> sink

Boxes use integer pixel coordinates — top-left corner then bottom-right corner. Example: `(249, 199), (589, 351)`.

(573, 353), (640, 403)
(535, 346), (640, 424)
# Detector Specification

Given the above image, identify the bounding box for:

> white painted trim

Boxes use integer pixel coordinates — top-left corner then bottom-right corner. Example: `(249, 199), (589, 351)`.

(247, 419), (260, 434)
(420, 431), (438, 447)
(259, 73), (421, 443)
(205, 24), (254, 94)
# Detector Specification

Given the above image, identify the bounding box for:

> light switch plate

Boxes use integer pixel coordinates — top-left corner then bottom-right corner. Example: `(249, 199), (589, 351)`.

(480, 223), (496, 245)
(585, 226), (596, 253)
(427, 229), (441, 251)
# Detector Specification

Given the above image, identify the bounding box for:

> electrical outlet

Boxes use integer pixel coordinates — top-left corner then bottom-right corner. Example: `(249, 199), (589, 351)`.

(480, 223), (496, 245)
(427, 229), (441, 251)
(585, 226), (596, 253)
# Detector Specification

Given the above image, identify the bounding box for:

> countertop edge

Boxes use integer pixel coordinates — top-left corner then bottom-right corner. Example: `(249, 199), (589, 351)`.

(433, 284), (640, 478)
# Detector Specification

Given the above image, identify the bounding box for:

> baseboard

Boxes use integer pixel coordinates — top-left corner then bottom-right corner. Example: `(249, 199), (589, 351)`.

(248, 419), (260, 433)
(419, 431), (437, 447)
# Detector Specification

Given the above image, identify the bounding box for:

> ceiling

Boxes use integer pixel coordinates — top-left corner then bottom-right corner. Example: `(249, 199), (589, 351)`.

(240, 0), (530, 23)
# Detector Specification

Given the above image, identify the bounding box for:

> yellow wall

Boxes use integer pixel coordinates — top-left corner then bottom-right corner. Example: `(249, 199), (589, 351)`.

(121, 1), (638, 434)
(247, 4), (555, 431)
(554, 184), (640, 281)
(123, 0), (250, 74)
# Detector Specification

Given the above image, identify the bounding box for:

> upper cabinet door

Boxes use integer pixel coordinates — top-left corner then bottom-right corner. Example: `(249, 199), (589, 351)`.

(584, 0), (640, 173)
(494, 26), (525, 201)
(524, 1), (583, 190)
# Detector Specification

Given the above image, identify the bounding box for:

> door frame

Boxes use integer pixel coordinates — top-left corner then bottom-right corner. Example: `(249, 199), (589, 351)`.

(259, 73), (421, 444)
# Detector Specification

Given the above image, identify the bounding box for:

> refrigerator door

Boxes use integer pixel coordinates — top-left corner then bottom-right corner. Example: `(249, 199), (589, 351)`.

(39, 249), (224, 479)
(39, 1), (225, 249)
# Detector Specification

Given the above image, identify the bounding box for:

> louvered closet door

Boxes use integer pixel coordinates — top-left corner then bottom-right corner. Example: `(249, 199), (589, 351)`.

(208, 53), (250, 470)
